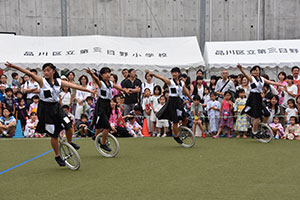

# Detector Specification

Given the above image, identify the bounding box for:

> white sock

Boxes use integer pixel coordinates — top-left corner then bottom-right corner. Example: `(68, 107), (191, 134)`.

(253, 131), (258, 135)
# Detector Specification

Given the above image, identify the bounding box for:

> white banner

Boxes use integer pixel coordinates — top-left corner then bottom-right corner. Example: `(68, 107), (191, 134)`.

(0, 34), (204, 71)
(204, 40), (300, 69)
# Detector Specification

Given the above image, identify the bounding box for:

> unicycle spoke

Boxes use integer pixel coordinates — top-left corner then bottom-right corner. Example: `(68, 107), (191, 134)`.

(59, 142), (81, 170)
(95, 133), (120, 157)
(178, 126), (195, 148)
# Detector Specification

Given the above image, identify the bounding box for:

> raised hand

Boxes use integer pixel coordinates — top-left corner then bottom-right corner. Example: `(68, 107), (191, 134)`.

(85, 68), (93, 75)
(5, 62), (17, 69)
(237, 64), (242, 70)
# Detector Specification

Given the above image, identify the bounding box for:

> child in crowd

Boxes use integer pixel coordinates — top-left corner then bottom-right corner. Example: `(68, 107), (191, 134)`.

(0, 108), (17, 137)
(213, 91), (234, 138)
(129, 104), (144, 127)
(150, 85), (162, 136)
(24, 112), (40, 138)
(126, 115), (144, 137)
(266, 95), (281, 124)
(76, 114), (93, 137)
(114, 95), (124, 114)
(142, 88), (152, 135)
(207, 92), (220, 135)
(285, 99), (298, 125)
(85, 96), (94, 118)
(15, 98), (28, 130)
(59, 85), (72, 107)
(11, 72), (21, 88)
(283, 116), (300, 140)
(14, 91), (24, 108)
(191, 95), (205, 137)
(269, 116), (284, 139)
(202, 86), (210, 134)
(155, 95), (168, 137)
(2, 88), (15, 114)
(234, 89), (248, 138)
(28, 95), (39, 115)
(62, 105), (76, 131)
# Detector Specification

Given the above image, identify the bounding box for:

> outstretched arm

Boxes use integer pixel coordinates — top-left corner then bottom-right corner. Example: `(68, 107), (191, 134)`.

(237, 64), (252, 83)
(264, 79), (285, 87)
(145, 70), (171, 86)
(61, 80), (94, 94)
(5, 62), (43, 87)
(86, 68), (102, 88)
(113, 83), (129, 95)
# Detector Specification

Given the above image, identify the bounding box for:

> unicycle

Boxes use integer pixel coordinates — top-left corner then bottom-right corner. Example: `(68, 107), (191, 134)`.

(58, 135), (81, 170)
(178, 125), (196, 148)
(95, 132), (120, 157)
(253, 122), (274, 143)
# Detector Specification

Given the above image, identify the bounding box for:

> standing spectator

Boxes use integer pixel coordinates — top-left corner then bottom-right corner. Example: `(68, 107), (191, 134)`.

(181, 74), (193, 95)
(23, 69), (40, 106)
(142, 88), (152, 135)
(193, 76), (205, 101)
(0, 108), (16, 137)
(209, 75), (217, 93)
(2, 88), (15, 114)
(123, 69), (142, 115)
(285, 99), (298, 125)
(281, 75), (298, 109)
(236, 76), (250, 98)
(59, 84), (72, 107)
(67, 71), (77, 114)
(291, 66), (300, 95)
(120, 68), (129, 88)
(275, 72), (287, 105)
(213, 91), (234, 138)
(150, 85), (161, 135)
(215, 70), (236, 103)
(110, 73), (122, 97)
(24, 112), (39, 138)
(142, 72), (156, 95)
(207, 92), (220, 135)
(11, 72), (20, 88)
(202, 86), (210, 133)
(0, 74), (10, 88)
(75, 75), (91, 120)
(155, 95), (168, 137)
(192, 69), (208, 87)
(234, 89), (248, 138)
(15, 98), (28, 130)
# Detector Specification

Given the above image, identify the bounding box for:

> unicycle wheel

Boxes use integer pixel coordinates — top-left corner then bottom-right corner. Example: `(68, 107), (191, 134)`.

(95, 133), (119, 157)
(59, 142), (81, 170)
(178, 126), (196, 148)
(255, 123), (274, 143)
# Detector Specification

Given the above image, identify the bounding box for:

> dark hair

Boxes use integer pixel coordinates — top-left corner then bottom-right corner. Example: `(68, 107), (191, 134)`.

(292, 66), (299, 72)
(193, 94), (201, 101)
(78, 75), (89, 85)
(153, 85), (162, 95)
(171, 67), (180, 73)
(133, 104), (142, 112)
(62, 105), (69, 110)
(159, 95), (166, 101)
(122, 68), (128, 73)
(250, 65), (261, 75)
(80, 114), (88, 120)
(210, 92), (217, 97)
(2, 108), (11, 116)
(30, 69), (38, 74)
(278, 71), (287, 80)
(111, 73), (118, 83)
(42, 63), (59, 79)
(287, 75), (293, 80)
(128, 68), (135, 74)
(224, 91), (232, 97)
(237, 88), (245, 95)
(11, 72), (18, 79)
(5, 88), (13, 93)
(30, 112), (37, 116)
(296, 95), (300, 103)
(196, 76), (203, 81)
(17, 98), (25, 103)
(290, 116), (298, 123)
(32, 95), (40, 100)
(267, 95), (279, 114)
(196, 69), (203, 74)
(100, 67), (111, 75)
(287, 99), (297, 108)
(86, 96), (93, 102)
(145, 72), (153, 79)
(144, 88), (151, 93)
(262, 74), (269, 80)
(67, 71), (75, 79)
(16, 91), (23, 96)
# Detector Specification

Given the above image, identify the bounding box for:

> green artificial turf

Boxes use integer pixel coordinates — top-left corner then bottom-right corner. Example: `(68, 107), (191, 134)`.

(0, 137), (300, 200)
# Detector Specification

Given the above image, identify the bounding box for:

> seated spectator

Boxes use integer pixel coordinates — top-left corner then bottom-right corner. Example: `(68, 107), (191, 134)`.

(109, 98), (131, 137)
(24, 112), (39, 138)
(2, 88), (15, 114)
(28, 95), (39, 115)
(126, 115), (144, 137)
(191, 95), (205, 138)
(0, 108), (17, 137)
(283, 116), (300, 140)
(129, 105), (144, 127)
(62, 105), (75, 130)
(269, 116), (284, 139)
(15, 98), (28, 130)
(0, 74), (10, 89)
(281, 75), (297, 109)
(84, 96), (94, 118)
(76, 114), (93, 137)
(266, 95), (281, 124)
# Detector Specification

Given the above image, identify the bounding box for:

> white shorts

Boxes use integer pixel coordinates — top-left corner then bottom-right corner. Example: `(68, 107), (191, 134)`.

(156, 119), (169, 128)
(150, 110), (157, 122)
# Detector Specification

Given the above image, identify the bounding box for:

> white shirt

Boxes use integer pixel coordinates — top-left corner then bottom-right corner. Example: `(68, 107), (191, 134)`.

(24, 80), (40, 99)
(39, 78), (61, 102)
(250, 76), (264, 93)
(98, 80), (113, 100)
(60, 91), (72, 106)
(142, 82), (156, 94)
(282, 85), (298, 108)
(169, 79), (184, 97)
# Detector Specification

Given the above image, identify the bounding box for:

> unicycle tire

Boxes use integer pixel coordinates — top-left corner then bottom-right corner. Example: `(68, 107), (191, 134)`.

(255, 123), (274, 143)
(178, 126), (196, 148)
(59, 142), (81, 170)
(95, 133), (119, 157)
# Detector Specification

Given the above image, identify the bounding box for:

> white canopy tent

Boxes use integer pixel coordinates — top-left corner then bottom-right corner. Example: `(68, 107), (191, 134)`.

(204, 40), (300, 79)
(0, 34), (204, 72)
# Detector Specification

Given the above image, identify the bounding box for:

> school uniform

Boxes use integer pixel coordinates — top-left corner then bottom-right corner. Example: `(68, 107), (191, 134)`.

(156, 79), (188, 123)
(36, 78), (72, 138)
(243, 76), (269, 118)
(93, 80), (113, 129)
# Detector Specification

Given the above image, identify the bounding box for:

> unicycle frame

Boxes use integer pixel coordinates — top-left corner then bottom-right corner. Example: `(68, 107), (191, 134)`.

(58, 135), (81, 170)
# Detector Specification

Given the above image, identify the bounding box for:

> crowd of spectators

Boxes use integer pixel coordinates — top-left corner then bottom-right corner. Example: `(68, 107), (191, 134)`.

(1, 66), (300, 141)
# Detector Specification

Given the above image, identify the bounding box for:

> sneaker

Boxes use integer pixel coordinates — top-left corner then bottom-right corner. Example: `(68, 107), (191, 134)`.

(55, 156), (66, 167)
(201, 133), (206, 138)
(70, 142), (80, 150)
(100, 144), (112, 152)
(275, 135), (279, 139)
(212, 135), (219, 139)
(92, 135), (96, 141)
(157, 134), (161, 137)
(227, 135), (233, 138)
(173, 136), (183, 144)
(162, 133), (167, 137)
